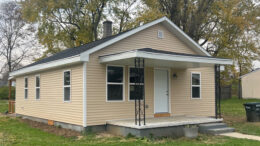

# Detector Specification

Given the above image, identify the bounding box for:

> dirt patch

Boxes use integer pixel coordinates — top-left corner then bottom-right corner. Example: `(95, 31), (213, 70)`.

(95, 132), (115, 138)
(19, 118), (81, 138)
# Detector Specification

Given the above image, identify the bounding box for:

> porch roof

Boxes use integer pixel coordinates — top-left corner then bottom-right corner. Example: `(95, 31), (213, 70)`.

(99, 48), (233, 68)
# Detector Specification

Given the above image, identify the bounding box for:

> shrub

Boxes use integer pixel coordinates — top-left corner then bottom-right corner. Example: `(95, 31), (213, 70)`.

(0, 86), (15, 100)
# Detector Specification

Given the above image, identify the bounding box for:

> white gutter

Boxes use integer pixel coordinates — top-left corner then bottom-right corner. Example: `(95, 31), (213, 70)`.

(83, 62), (87, 128)
(99, 50), (233, 65)
(10, 55), (81, 77)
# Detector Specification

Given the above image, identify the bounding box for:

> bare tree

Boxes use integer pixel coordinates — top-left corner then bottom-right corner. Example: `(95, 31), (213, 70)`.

(0, 1), (41, 100)
(0, 1), (39, 75)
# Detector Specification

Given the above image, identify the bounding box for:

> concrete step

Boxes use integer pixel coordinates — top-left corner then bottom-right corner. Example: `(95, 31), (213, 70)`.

(199, 123), (227, 130)
(207, 127), (235, 135)
(199, 123), (235, 135)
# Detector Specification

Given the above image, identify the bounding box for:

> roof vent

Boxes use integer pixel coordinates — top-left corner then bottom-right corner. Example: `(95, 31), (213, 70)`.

(158, 30), (164, 39)
(103, 21), (112, 38)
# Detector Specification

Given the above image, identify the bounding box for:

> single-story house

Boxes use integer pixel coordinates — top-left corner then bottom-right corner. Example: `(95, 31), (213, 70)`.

(241, 69), (260, 99)
(10, 17), (233, 135)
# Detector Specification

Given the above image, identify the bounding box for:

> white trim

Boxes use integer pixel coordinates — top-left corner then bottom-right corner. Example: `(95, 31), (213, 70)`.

(63, 70), (71, 102)
(10, 55), (81, 77)
(153, 68), (171, 114)
(106, 65), (125, 102)
(80, 17), (211, 61)
(35, 74), (40, 100)
(83, 62), (87, 127)
(191, 72), (201, 99)
(99, 50), (233, 65)
(128, 67), (145, 101)
(24, 76), (28, 100)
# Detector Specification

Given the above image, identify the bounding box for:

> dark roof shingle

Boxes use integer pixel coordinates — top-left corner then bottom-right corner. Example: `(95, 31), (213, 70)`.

(21, 32), (128, 70)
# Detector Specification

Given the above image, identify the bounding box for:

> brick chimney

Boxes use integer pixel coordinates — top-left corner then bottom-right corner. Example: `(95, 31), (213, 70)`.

(103, 20), (112, 38)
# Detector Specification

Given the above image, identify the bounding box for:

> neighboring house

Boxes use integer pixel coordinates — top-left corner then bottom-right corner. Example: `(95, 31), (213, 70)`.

(241, 69), (260, 99)
(9, 17), (232, 133)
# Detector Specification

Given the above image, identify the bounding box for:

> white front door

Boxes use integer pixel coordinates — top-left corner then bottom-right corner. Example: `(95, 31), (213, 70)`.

(154, 69), (169, 113)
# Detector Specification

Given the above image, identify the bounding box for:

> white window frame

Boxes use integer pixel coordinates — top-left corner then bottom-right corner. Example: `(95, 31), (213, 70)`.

(35, 75), (40, 100)
(106, 65), (125, 102)
(128, 67), (144, 101)
(24, 77), (28, 99)
(191, 72), (201, 99)
(63, 70), (71, 102)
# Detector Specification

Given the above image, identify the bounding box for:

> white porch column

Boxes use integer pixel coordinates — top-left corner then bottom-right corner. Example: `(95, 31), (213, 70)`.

(83, 62), (87, 127)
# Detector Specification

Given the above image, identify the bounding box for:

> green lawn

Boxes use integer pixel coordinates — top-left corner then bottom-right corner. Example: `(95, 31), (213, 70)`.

(221, 98), (260, 136)
(0, 116), (260, 146)
(0, 100), (8, 113)
(0, 98), (260, 145)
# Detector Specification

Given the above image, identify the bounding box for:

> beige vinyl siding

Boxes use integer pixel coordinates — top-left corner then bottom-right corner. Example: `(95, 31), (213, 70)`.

(242, 71), (260, 99)
(15, 64), (83, 126)
(171, 68), (215, 116)
(86, 23), (215, 126)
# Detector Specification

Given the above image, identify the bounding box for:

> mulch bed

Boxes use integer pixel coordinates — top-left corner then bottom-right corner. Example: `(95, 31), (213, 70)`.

(18, 118), (81, 138)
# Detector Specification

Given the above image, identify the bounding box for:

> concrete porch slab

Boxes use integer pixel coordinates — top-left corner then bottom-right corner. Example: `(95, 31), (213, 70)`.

(107, 115), (223, 129)
(106, 115), (223, 137)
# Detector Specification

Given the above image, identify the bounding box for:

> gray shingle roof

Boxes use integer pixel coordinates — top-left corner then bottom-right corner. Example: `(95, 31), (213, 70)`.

(21, 31), (128, 70)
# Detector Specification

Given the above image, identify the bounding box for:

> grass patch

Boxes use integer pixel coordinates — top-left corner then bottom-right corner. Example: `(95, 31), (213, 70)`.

(221, 97), (260, 136)
(221, 98), (260, 116)
(0, 116), (260, 145)
(0, 100), (8, 113)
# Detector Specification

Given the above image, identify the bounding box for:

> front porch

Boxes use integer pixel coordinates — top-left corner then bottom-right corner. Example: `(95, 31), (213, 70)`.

(100, 48), (232, 128)
(106, 115), (223, 137)
(107, 115), (222, 129)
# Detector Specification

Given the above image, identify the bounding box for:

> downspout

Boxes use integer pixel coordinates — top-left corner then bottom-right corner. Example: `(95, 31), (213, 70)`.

(83, 62), (87, 129)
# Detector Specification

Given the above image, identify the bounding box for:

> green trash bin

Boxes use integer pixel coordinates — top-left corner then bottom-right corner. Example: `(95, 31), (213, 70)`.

(244, 102), (260, 122)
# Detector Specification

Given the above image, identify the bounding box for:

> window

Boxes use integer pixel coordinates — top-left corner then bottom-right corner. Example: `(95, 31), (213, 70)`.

(24, 77), (28, 99)
(107, 66), (124, 101)
(64, 70), (71, 101)
(191, 73), (201, 99)
(35, 75), (40, 99)
(129, 67), (144, 100)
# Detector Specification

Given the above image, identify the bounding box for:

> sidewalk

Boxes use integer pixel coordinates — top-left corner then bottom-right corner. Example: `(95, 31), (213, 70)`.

(221, 132), (260, 141)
